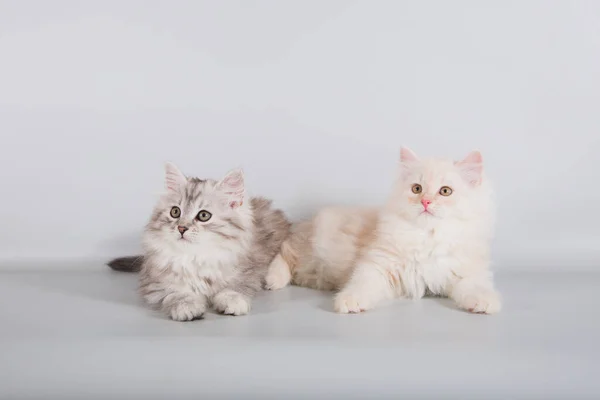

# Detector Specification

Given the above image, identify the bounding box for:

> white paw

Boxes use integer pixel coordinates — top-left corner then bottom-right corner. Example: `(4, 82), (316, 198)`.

(333, 291), (369, 314)
(168, 300), (206, 321)
(457, 290), (502, 314)
(213, 290), (251, 316)
(264, 256), (291, 290)
(264, 270), (289, 290)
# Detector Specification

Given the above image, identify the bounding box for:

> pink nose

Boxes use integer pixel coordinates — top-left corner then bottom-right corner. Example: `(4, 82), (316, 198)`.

(421, 199), (432, 209)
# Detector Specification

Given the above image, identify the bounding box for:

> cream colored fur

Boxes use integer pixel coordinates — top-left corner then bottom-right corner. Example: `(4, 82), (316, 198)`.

(265, 147), (501, 314)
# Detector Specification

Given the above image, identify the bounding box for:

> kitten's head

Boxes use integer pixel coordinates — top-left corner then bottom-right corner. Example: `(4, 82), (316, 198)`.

(143, 163), (251, 253)
(391, 147), (492, 222)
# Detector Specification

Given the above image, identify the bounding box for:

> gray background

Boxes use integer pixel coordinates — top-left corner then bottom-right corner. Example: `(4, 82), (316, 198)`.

(1, 0), (599, 264)
(1, 1), (599, 399)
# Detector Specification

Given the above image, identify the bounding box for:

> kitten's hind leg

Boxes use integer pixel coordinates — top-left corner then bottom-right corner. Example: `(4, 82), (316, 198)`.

(264, 253), (292, 290)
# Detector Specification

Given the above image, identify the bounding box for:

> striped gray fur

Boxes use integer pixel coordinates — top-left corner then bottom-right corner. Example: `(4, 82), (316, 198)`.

(107, 255), (144, 272)
(108, 164), (290, 321)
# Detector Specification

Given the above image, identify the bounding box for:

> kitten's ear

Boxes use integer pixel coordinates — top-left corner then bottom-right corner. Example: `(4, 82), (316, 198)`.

(218, 168), (245, 208)
(164, 162), (187, 192)
(399, 146), (419, 175)
(400, 146), (419, 163)
(456, 150), (483, 186)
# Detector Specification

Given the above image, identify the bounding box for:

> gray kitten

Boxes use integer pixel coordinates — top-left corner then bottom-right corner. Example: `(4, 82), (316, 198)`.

(108, 163), (290, 321)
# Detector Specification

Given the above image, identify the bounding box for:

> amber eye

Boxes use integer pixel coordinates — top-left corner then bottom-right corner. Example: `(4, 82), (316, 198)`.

(411, 184), (422, 194)
(439, 186), (453, 196)
(170, 206), (181, 218)
(197, 210), (212, 222)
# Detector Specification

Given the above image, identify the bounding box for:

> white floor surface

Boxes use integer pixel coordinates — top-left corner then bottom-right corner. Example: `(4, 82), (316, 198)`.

(0, 264), (598, 399)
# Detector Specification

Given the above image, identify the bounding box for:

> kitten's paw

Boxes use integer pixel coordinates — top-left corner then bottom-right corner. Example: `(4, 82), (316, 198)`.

(168, 300), (206, 321)
(334, 291), (369, 314)
(264, 270), (289, 290)
(213, 290), (251, 316)
(457, 290), (502, 314)
(264, 256), (291, 290)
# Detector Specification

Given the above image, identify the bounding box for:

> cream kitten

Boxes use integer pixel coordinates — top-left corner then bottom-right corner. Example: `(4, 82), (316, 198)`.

(265, 147), (501, 314)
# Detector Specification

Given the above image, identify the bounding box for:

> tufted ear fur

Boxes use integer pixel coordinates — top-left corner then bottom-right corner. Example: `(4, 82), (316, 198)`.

(399, 146), (419, 176)
(400, 146), (419, 163)
(218, 168), (245, 208)
(164, 162), (187, 192)
(456, 150), (483, 186)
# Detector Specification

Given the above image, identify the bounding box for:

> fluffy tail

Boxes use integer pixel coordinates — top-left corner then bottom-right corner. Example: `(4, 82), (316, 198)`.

(107, 255), (144, 272)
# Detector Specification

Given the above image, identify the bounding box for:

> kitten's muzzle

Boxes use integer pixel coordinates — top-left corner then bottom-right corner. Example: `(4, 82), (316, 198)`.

(177, 226), (189, 236)
(421, 199), (432, 210)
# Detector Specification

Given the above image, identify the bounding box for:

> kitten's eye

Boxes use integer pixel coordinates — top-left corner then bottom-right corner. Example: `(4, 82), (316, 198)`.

(439, 186), (453, 196)
(197, 210), (212, 222)
(411, 184), (422, 194)
(170, 206), (181, 218)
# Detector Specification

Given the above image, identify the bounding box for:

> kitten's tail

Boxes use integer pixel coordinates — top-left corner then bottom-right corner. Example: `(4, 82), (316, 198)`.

(107, 255), (144, 272)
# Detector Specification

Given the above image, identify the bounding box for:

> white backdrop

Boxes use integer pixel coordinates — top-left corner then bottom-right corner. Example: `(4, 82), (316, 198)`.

(1, 1), (599, 266)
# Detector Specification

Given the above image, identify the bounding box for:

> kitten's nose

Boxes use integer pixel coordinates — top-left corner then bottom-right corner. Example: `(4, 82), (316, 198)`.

(421, 199), (432, 209)
(177, 226), (188, 235)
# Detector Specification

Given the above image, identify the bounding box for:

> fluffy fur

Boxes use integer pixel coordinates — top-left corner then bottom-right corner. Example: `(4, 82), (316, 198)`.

(108, 163), (291, 321)
(265, 147), (501, 314)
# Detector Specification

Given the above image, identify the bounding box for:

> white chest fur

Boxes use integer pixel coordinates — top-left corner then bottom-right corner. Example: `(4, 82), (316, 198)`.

(386, 219), (461, 299)
(154, 251), (239, 297)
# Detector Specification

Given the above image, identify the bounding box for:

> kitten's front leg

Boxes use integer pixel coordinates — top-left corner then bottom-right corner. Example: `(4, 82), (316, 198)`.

(140, 277), (207, 321)
(334, 252), (397, 313)
(212, 289), (251, 316)
(211, 271), (259, 316)
(163, 293), (208, 321)
(449, 273), (502, 314)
